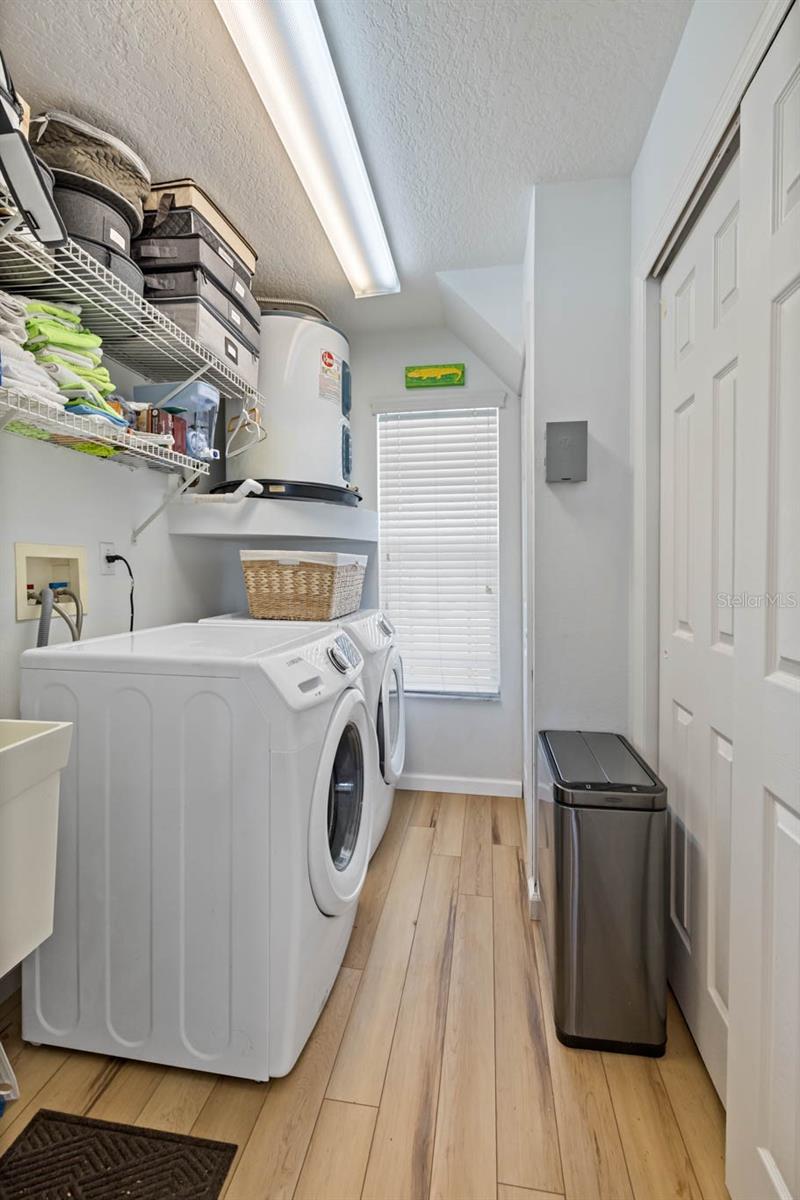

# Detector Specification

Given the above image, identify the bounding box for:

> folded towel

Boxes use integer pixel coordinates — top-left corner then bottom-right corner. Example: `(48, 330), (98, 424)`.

(0, 292), (27, 322)
(36, 345), (102, 369)
(70, 365), (115, 396)
(25, 319), (103, 351)
(0, 335), (36, 364)
(21, 297), (82, 324)
(37, 354), (114, 390)
(41, 359), (109, 406)
(3, 379), (68, 408)
(0, 315), (27, 344)
(64, 401), (128, 428)
(1, 358), (60, 393)
(27, 312), (82, 333)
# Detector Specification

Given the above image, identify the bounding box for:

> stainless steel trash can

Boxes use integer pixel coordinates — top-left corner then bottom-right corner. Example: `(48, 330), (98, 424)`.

(537, 730), (667, 1056)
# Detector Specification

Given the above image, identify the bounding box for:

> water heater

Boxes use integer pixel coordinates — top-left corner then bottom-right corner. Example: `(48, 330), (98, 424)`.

(223, 310), (355, 503)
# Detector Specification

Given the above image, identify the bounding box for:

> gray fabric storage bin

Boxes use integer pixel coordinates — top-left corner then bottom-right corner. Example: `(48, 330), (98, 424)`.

(149, 295), (259, 388)
(132, 235), (260, 327)
(143, 266), (259, 338)
(32, 110), (150, 232)
(73, 236), (144, 296)
(54, 182), (133, 255)
(140, 207), (252, 283)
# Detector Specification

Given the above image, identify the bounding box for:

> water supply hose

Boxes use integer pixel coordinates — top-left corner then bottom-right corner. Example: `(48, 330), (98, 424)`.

(36, 586), (83, 645)
(35, 585), (53, 647)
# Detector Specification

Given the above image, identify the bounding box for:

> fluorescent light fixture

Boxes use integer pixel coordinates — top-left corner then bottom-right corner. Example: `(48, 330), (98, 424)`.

(214, 0), (400, 299)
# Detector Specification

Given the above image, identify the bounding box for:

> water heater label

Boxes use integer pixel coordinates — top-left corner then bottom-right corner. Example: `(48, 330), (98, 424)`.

(319, 350), (342, 404)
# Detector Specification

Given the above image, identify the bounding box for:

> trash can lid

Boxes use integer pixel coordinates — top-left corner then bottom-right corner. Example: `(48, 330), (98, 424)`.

(541, 730), (665, 801)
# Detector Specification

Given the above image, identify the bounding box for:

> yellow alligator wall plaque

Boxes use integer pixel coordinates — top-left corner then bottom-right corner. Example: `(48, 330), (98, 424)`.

(404, 363), (466, 388)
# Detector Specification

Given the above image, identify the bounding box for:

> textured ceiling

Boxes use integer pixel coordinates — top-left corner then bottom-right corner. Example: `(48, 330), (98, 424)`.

(4, 0), (690, 333)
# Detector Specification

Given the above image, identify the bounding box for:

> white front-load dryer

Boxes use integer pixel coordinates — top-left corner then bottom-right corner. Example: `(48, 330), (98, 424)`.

(338, 610), (406, 854)
(199, 611), (406, 855)
(20, 622), (375, 1081)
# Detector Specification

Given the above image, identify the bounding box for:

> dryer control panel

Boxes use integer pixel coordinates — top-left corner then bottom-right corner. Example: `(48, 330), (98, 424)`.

(343, 610), (395, 653)
(328, 632), (362, 673)
(259, 631), (363, 710)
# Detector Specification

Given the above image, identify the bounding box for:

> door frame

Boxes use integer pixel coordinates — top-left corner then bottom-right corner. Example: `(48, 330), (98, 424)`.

(628, 0), (792, 763)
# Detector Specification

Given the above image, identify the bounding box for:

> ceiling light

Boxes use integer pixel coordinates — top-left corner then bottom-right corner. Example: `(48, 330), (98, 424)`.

(214, 0), (400, 299)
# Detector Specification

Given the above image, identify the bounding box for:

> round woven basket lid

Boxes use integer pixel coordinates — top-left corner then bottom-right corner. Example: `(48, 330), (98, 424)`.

(52, 167), (142, 236)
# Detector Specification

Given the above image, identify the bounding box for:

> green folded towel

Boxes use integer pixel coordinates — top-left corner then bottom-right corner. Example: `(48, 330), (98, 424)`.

(24, 299), (82, 325)
(73, 365), (114, 390)
(38, 354), (115, 396)
(25, 319), (103, 351)
(60, 384), (119, 416)
(36, 346), (102, 369)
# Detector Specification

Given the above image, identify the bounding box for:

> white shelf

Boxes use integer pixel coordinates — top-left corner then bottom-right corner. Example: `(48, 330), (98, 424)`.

(168, 496), (379, 542)
(0, 388), (210, 474)
(0, 207), (265, 412)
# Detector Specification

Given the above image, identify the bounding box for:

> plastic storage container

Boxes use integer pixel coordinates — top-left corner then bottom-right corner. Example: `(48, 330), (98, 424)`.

(537, 729), (667, 1056)
(132, 379), (220, 462)
(0, 719), (73, 978)
(240, 550), (367, 621)
(147, 296), (259, 388)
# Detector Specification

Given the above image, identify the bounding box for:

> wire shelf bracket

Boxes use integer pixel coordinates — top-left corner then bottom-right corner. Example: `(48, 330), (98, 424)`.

(131, 469), (205, 544)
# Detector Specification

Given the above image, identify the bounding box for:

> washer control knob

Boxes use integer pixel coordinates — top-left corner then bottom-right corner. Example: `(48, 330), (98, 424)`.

(328, 643), (349, 673)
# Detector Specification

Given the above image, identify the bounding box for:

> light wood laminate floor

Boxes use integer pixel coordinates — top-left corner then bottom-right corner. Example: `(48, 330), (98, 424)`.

(0, 791), (728, 1199)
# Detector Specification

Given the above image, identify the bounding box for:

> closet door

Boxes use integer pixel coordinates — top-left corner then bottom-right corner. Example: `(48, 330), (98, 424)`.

(659, 154), (739, 1101)
(726, 5), (800, 1198)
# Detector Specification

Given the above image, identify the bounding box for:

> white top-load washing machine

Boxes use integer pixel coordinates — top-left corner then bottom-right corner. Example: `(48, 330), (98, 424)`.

(199, 610), (406, 855)
(20, 622), (375, 1080)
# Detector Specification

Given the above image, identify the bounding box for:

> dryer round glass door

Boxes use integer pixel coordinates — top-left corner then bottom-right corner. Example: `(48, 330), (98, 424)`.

(377, 648), (405, 785)
(327, 722), (363, 871)
(308, 688), (376, 916)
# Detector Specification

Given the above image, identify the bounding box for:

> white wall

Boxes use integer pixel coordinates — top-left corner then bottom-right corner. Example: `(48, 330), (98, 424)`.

(349, 326), (523, 794)
(437, 265), (524, 391)
(528, 178), (632, 733)
(631, 0), (769, 270)
(0, 438), (231, 718)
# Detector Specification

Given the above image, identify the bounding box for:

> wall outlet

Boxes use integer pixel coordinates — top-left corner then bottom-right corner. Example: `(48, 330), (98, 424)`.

(99, 542), (116, 575)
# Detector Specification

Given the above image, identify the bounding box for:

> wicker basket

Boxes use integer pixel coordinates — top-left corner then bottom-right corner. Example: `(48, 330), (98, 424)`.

(240, 551), (367, 621)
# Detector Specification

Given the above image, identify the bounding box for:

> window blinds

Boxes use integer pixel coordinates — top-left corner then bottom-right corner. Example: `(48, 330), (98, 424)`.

(377, 406), (500, 696)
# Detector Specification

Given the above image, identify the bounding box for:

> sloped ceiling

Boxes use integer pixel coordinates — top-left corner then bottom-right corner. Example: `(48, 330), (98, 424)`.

(3, 0), (690, 333)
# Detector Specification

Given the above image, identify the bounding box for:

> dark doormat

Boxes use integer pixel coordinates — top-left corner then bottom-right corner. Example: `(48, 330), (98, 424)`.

(0, 1108), (237, 1199)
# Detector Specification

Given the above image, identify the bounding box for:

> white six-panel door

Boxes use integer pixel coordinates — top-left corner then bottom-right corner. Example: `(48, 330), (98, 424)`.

(659, 154), (740, 1102)
(726, 5), (800, 1198)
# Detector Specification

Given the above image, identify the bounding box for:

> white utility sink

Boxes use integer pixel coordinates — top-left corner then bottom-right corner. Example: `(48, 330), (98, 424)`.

(0, 719), (72, 977)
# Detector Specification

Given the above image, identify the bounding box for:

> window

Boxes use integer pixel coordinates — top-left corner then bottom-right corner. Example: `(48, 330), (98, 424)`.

(377, 406), (500, 697)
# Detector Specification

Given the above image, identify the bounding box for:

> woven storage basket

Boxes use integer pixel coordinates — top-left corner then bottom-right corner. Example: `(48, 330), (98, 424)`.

(240, 551), (367, 621)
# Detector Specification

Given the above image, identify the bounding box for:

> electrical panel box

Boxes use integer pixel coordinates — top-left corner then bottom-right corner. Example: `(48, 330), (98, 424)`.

(15, 543), (87, 622)
(545, 420), (588, 483)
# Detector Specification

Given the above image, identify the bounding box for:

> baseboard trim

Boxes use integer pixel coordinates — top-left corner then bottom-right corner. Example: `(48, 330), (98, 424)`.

(397, 773), (522, 798)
